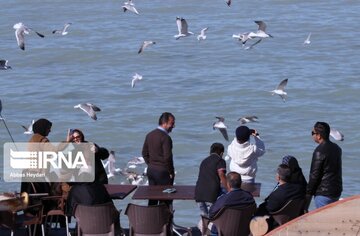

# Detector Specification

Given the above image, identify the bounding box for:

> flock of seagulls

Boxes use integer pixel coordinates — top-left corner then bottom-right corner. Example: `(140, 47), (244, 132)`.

(0, 1), (342, 182)
(102, 150), (148, 185)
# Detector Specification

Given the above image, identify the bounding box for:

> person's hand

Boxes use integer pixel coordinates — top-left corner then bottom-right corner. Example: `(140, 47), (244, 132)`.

(66, 129), (72, 142)
(90, 143), (98, 153)
(251, 129), (259, 136)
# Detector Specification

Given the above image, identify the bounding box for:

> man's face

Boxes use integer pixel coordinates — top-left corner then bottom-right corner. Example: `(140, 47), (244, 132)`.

(164, 117), (175, 133)
(311, 129), (320, 144)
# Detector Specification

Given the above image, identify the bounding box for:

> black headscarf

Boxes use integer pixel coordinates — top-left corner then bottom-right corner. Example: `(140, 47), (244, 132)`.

(33, 118), (52, 136)
(282, 155), (307, 188)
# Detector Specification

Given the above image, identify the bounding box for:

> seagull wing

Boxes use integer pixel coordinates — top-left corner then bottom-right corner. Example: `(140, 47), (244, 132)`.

(0, 60), (5, 67)
(255, 21), (267, 32)
(176, 17), (182, 34)
(138, 42), (145, 54)
(200, 27), (208, 36)
(215, 116), (225, 122)
(15, 28), (25, 50)
(79, 104), (97, 120)
(180, 18), (189, 34)
(88, 103), (101, 112)
(330, 128), (344, 141)
(277, 78), (288, 90)
(219, 128), (229, 141)
(226, 0), (231, 6)
(63, 23), (72, 32)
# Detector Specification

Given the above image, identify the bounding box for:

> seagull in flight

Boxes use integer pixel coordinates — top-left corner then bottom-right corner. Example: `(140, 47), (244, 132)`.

(303, 33), (311, 45)
(330, 128), (344, 141)
(21, 120), (35, 135)
(225, 0), (231, 6)
(103, 151), (122, 179)
(197, 27), (208, 41)
(122, 0), (139, 15)
(131, 73), (143, 88)
(128, 156), (145, 165)
(13, 22), (45, 50)
(213, 116), (229, 141)
(248, 21), (273, 40)
(138, 41), (156, 54)
(271, 78), (288, 102)
(238, 116), (259, 124)
(52, 23), (72, 35)
(0, 60), (12, 70)
(174, 17), (193, 40)
(74, 103), (101, 120)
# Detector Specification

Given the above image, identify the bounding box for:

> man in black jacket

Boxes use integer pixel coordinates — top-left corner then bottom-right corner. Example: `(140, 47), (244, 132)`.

(307, 121), (342, 208)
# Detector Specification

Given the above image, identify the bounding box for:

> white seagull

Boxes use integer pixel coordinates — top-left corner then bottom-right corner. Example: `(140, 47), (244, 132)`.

(104, 151), (122, 179)
(52, 23), (72, 35)
(330, 128), (344, 141)
(0, 60), (12, 70)
(271, 78), (288, 102)
(131, 73), (143, 88)
(174, 17), (193, 40)
(128, 156), (145, 165)
(74, 103), (101, 120)
(13, 22), (45, 50)
(303, 33), (311, 45)
(21, 120), (35, 135)
(122, 0), (139, 15)
(197, 27), (209, 41)
(138, 41), (156, 54)
(247, 21), (273, 40)
(238, 116), (259, 124)
(213, 116), (229, 141)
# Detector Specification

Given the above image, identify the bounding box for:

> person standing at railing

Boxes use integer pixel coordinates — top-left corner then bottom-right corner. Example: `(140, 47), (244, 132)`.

(142, 112), (175, 206)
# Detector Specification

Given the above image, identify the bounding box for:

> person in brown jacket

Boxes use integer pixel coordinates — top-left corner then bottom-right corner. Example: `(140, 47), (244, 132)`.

(142, 112), (175, 206)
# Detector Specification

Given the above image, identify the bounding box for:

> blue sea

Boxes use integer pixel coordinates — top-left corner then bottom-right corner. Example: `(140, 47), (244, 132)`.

(1, 0), (359, 227)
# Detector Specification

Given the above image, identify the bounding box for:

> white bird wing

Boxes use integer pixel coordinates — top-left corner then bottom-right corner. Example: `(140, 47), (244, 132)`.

(77, 104), (98, 120)
(138, 42), (145, 54)
(63, 23), (72, 32)
(176, 17), (182, 34)
(330, 128), (344, 141)
(15, 27), (26, 50)
(200, 27), (208, 36)
(304, 33), (311, 44)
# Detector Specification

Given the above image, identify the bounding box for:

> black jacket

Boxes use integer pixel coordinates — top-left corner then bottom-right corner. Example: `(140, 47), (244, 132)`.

(307, 140), (342, 198)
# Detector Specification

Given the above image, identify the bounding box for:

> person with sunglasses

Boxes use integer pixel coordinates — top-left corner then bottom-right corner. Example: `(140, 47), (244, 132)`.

(307, 121), (342, 209)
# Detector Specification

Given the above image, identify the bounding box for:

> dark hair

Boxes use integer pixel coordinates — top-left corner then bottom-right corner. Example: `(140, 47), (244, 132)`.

(226, 172), (242, 188)
(158, 112), (175, 125)
(32, 118), (52, 136)
(235, 126), (251, 143)
(277, 164), (291, 182)
(210, 142), (224, 156)
(314, 121), (330, 140)
(72, 129), (85, 142)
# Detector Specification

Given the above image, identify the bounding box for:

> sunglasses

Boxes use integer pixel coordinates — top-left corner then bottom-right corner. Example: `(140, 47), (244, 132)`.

(73, 135), (81, 139)
(311, 131), (318, 136)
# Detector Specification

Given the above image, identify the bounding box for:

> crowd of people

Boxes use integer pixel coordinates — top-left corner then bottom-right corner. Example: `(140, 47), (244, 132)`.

(18, 113), (342, 235)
